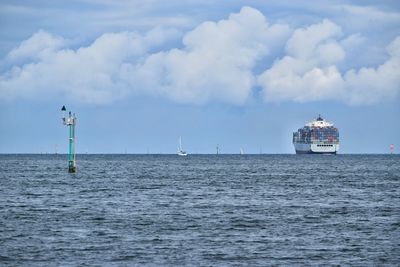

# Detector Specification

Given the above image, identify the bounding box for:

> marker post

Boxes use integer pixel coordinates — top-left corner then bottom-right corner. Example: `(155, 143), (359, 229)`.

(61, 106), (77, 173)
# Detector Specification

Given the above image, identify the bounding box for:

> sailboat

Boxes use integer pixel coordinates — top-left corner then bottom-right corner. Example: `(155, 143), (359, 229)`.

(177, 136), (187, 156)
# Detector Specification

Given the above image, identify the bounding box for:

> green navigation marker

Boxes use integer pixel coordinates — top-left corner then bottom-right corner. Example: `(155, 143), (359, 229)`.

(61, 105), (77, 173)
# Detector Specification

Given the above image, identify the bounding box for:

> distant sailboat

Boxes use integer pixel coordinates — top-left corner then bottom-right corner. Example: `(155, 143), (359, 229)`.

(177, 136), (187, 156)
(240, 148), (244, 155)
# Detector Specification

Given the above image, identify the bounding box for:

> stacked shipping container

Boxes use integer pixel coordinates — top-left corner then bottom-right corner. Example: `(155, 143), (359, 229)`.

(293, 124), (339, 144)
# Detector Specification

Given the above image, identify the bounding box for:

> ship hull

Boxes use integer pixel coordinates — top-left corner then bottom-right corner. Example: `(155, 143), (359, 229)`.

(294, 143), (339, 154)
(295, 150), (337, 155)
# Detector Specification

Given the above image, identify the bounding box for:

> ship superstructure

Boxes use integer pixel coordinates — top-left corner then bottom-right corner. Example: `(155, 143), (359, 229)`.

(293, 115), (339, 154)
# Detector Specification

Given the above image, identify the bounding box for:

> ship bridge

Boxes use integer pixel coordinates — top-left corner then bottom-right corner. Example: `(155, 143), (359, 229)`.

(306, 115), (334, 128)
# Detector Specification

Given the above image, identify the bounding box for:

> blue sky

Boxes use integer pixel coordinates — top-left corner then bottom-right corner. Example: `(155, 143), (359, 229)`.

(0, 0), (399, 153)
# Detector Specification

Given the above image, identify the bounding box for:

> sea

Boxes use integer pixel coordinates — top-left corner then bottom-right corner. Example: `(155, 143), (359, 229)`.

(0, 154), (399, 266)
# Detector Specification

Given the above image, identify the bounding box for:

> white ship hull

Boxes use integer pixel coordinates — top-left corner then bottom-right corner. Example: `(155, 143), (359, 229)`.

(294, 142), (339, 154)
(177, 151), (187, 156)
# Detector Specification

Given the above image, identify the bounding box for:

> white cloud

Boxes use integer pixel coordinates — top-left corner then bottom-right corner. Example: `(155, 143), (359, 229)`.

(259, 20), (346, 102)
(340, 5), (400, 24)
(6, 30), (65, 63)
(387, 36), (400, 58)
(0, 28), (179, 104)
(0, 6), (399, 106)
(258, 19), (400, 105)
(285, 19), (342, 61)
(343, 36), (400, 105)
(126, 6), (279, 104)
(258, 57), (344, 102)
(340, 33), (365, 50)
(1, 6), (289, 105)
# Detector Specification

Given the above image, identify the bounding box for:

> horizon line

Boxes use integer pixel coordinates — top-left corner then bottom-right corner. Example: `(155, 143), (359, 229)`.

(0, 153), (397, 155)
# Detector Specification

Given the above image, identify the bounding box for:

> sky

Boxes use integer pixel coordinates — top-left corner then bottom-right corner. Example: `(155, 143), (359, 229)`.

(0, 0), (399, 154)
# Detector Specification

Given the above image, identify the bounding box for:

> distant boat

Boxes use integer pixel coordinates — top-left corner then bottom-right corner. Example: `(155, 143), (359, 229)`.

(177, 136), (187, 156)
(240, 148), (244, 155)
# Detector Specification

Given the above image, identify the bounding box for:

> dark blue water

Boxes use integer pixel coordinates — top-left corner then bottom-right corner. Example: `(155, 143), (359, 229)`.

(1, 154), (399, 266)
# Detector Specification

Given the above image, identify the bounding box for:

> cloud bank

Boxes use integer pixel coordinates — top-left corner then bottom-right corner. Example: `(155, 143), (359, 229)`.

(0, 6), (399, 105)
(258, 19), (400, 105)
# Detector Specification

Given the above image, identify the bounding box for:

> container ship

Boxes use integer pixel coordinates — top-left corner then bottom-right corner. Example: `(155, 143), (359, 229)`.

(293, 115), (339, 154)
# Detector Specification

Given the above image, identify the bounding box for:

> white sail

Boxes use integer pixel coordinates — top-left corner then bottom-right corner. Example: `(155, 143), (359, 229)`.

(178, 136), (187, 156)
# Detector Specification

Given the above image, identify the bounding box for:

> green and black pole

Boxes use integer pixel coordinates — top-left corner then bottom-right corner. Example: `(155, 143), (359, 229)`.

(61, 105), (77, 173)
